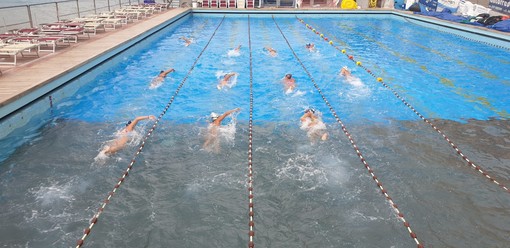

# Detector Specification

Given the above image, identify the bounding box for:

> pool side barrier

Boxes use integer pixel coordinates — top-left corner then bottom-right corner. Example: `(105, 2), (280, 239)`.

(295, 16), (510, 195)
(274, 16), (424, 248)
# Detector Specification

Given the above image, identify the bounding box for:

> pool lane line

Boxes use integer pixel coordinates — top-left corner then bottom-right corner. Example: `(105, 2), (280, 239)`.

(402, 16), (510, 52)
(272, 16), (424, 248)
(309, 18), (508, 118)
(75, 16), (227, 248)
(359, 22), (509, 85)
(247, 15), (255, 248)
(334, 21), (510, 117)
(295, 17), (510, 194)
(397, 19), (510, 65)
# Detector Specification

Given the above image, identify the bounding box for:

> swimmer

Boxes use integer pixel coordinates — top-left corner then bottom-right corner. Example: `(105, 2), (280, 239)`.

(227, 45), (242, 57)
(264, 46), (277, 57)
(150, 68), (175, 88)
(282, 73), (296, 93)
(340, 66), (352, 79)
(305, 43), (315, 52)
(217, 72), (238, 90)
(180, 36), (192, 46)
(100, 115), (156, 155)
(300, 108), (328, 143)
(339, 66), (365, 87)
(203, 108), (241, 153)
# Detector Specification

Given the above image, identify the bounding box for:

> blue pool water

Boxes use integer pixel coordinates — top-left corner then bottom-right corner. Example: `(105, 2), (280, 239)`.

(59, 15), (510, 125)
(0, 13), (509, 247)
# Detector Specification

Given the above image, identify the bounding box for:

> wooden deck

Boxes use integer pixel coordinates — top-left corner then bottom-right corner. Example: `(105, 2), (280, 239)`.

(0, 8), (189, 118)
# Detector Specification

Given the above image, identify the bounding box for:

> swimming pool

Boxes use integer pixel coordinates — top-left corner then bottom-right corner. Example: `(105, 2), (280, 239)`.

(0, 12), (509, 247)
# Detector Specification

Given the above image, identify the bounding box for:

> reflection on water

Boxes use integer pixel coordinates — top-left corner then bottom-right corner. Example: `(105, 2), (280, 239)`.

(0, 119), (508, 247)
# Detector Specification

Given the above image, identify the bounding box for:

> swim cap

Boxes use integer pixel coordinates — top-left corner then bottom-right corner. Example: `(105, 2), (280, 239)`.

(286, 74), (292, 78)
(305, 108), (315, 114)
(210, 112), (219, 120)
(126, 120), (132, 127)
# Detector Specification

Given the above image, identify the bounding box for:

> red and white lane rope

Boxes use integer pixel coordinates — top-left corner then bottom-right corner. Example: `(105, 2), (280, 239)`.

(272, 16), (424, 248)
(295, 16), (510, 194)
(247, 15), (255, 248)
(75, 16), (226, 248)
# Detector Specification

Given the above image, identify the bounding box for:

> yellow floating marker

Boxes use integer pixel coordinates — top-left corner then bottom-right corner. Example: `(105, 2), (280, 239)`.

(312, 29), (316, 32)
(329, 41), (333, 45)
(377, 77), (383, 82)
(320, 34), (324, 37)
(356, 61), (362, 66)
(341, 49), (346, 53)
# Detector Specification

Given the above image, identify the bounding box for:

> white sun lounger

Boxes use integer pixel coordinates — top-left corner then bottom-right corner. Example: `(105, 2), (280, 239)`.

(101, 18), (124, 30)
(0, 43), (40, 65)
(83, 22), (105, 35)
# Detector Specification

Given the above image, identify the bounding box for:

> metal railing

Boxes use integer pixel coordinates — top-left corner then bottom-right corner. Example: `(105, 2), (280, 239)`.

(0, 0), (151, 33)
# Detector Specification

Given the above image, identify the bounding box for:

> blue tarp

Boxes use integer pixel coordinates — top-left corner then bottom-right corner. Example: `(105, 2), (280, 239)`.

(417, 11), (468, 22)
(416, 11), (510, 31)
(488, 19), (510, 31)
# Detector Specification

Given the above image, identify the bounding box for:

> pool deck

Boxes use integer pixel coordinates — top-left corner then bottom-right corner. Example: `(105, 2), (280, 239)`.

(0, 7), (189, 119)
(0, 7), (508, 120)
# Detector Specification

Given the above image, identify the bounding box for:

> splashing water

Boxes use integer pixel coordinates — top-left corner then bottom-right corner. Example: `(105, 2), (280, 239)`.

(227, 49), (241, 57)
(215, 70), (238, 90)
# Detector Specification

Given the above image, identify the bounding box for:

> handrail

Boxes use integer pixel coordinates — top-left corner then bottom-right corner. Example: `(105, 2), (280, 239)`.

(0, 0), (77, 10)
(0, 0), (141, 33)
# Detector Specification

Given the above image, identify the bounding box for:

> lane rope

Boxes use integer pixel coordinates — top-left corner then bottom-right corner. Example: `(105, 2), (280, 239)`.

(75, 16), (227, 248)
(272, 16), (424, 248)
(247, 15), (256, 248)
(296, 16), (510, 194)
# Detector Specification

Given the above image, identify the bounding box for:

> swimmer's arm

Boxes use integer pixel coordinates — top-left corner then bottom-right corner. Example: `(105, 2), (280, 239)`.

(216, 108), (241, 124)
(225, 73), (237, 79)
(162, 68), (175, 76)
(126, 115), (156, 131)
(300, 112), (312, 122)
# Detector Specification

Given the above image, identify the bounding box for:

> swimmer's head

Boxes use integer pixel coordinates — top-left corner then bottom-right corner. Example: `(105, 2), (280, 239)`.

(285, 74), (292, 79)
(210, 112), (219, 121)
(160, 70), (164, 73)
(342, 66), (348, 70)
(305, 108), (316, 114)
(126, 120), (132, 127)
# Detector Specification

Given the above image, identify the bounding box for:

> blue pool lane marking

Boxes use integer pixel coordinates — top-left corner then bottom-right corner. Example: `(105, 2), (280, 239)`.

(295, 17), (510, 195)
(273, 16), (424, 248)
(75, 16), (227, 248)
